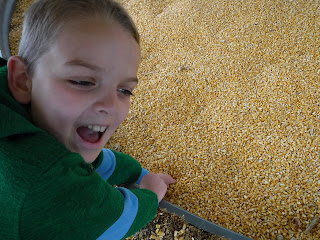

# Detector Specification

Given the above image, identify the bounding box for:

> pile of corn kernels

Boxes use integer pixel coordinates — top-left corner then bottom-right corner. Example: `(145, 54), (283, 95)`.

(10, 0), (320, 239)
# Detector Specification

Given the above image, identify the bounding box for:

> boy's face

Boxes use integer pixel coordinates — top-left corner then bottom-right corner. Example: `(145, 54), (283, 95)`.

(29, 19), (140, 163)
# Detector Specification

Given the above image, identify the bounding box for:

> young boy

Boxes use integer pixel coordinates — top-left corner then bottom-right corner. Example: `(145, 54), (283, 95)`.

(0, 0), (175, 239)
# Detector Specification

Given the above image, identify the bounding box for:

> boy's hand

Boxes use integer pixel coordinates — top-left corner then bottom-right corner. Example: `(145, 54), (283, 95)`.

(139, 172), (176, 202)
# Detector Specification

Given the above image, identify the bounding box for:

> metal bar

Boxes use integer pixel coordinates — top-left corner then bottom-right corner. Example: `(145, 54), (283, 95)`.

(159, 200), (253, 240)
(0, 0), (17, 59)
(127, 182), (253, 239)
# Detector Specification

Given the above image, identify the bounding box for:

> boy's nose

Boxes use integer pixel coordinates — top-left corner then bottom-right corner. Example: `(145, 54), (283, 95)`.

(94, 91), (118, 115)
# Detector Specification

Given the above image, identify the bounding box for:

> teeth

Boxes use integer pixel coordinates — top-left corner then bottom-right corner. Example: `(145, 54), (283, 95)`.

(87, 125), (106, 132)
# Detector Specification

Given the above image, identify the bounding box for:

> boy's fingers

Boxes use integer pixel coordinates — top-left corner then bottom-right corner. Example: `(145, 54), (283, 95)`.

(159, 173), (176, 185)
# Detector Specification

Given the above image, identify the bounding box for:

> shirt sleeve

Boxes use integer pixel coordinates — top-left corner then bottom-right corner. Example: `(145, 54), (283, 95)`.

(95, 149), (149, 186)
(20, 152), (158, 240)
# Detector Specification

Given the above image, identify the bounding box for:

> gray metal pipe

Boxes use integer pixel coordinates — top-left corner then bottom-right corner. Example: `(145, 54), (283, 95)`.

(0, 0), (17, 59)
(159, 200), (253, 240)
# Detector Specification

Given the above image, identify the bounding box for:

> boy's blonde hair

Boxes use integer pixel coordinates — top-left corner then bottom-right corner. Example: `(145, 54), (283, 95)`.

(19, 0), (140, 75)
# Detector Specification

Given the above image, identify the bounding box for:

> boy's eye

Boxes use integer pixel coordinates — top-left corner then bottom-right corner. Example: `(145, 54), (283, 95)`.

(68, 80), (94, 87)
(118, 88), (133, 96)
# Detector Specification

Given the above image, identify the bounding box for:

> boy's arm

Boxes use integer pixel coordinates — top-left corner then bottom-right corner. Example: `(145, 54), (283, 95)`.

(20, 152), (158, 240)
(95, 148), (148, 185)
(95, 149), (176, 203)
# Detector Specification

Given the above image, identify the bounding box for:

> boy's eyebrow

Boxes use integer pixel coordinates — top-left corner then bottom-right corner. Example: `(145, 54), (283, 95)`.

(64, 59), (101, 71)
(64, 59), (139, 83)
(126, 77), (139, 83)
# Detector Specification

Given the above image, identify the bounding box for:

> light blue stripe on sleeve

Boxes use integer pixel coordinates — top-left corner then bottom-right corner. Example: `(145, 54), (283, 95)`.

(96, 187), (139, 240)
(95, 149), (116, 181)
(136, 168), (149, 184)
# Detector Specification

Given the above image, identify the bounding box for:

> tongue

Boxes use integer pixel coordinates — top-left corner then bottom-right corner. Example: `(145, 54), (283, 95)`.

(77, 126), (100, 143)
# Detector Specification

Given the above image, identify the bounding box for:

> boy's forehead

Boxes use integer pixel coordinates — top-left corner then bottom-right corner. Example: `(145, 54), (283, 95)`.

(36, 18), (141, 78)
(58, 19), (132, 41)
(48, 21), (138, 55)
(53, 19), (140, 55)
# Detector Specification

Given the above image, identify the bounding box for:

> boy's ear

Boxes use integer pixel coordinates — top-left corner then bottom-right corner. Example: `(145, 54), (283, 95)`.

(7, 56), (32, 104)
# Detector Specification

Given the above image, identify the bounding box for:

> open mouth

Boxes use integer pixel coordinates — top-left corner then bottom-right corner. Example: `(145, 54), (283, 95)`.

(76, 125), (107, 143)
